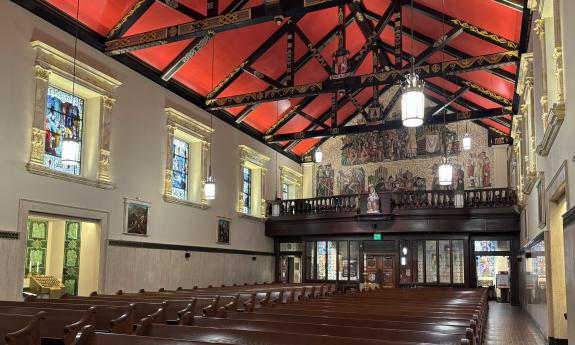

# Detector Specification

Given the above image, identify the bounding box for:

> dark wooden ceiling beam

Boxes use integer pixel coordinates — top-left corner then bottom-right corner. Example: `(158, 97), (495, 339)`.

(361, 6), (516, 83)
(242, 66), (285, 88)
(393, 0), (402, 69)
(161, 32), (214, 81)
(407, 27), (464, 67)
(430, 85), (470, 116)
(236, 15), (355, 125)
(409, 1), (518, 51)
(297, 109), (329, 129)
(157, 0), (206, 20)
(207, 50), (518, 108)
(292, 24), (331, 76)
(348, 1), (392, 68)
(376, 39), (514, 108)
(160, 0), (243, 81)
(208, 17), (301, 99)
(107, 0), (156, 40)
(267, 107), (513, 142)
(286, 20), (295, 86)
(105, 0), (354, 55)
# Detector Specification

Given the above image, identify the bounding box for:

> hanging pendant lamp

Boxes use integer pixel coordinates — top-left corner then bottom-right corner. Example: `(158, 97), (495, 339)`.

(62, 0), (81, 169)
(462, 121), (471, 150)
(314, 148), (323, 164)
(401, 0), (425, 128)
(436, 0), (452, 186)
(204, 36), (216, 200)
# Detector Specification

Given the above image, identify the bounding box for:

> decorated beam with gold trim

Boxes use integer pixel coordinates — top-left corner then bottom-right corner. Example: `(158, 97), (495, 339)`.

(265, 107), (513, 142)
(206, 50), (519, 109)
(105, 0), (354, 55)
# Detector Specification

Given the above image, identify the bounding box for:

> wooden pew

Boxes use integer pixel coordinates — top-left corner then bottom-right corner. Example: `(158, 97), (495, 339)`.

(0, 301), (133, 334)
(0, 306), (93, 345)
(134, 318), (469, 345)
(0, 312), (44, 345)
(185, 316), (475, 344)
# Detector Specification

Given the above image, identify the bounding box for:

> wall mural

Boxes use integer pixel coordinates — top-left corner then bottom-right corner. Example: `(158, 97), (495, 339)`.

(314, 114), (494, 196)
(341, 125), (459, 166)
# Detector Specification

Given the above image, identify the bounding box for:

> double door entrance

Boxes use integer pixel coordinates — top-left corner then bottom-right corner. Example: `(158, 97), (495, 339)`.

(365, 255), (396, 288)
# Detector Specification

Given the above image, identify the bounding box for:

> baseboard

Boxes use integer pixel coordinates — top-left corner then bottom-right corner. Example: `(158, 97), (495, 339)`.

(548, 337), (568, 345)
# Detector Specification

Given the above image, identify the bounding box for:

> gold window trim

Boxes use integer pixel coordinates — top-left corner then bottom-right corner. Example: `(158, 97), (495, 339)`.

(237, 145), (270, 219)
(279, 165), (303, 199)
(163, 107), (214, 209)
(27, 41), (121, 189)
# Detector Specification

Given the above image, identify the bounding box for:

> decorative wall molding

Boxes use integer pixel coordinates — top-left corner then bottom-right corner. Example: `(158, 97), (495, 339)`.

(536, 102), (564, 156)
(0, 231), (19, 240)
(279, 165), (303, 199)
(163, 107), (214, 208)
(108, 239), (274, 256)
(28, 41), (121, 188)
(237, 145), (270, 218)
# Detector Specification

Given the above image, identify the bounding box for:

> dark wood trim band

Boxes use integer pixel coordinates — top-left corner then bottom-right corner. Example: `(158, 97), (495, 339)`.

(563, 205), (575, 228)
(108, 239), (274, 256)
(0, 231), (19, 240)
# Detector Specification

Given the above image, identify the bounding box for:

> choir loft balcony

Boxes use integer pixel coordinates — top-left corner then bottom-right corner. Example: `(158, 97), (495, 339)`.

(265, 188), (519, 237)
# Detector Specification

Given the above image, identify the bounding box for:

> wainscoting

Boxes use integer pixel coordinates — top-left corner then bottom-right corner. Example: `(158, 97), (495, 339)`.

(104, 242), (274, 293)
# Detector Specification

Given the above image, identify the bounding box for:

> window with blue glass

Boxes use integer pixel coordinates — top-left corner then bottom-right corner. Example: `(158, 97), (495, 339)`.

(172, 138), (189, 200)
(242, 167), (252, 214)
(44, 86), (84, 175)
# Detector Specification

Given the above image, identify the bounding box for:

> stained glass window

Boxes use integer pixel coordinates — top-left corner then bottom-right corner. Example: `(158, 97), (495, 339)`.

(44, 86), (84, 175)
(452, 240), (465, 284)
(426, 240), (438, 283)
(306, 242), (316, 280)
(327, 241), (337, 280)
(439, 240), (451, 283)
(349, 241), (359, 281)
(172, 138), (189, 200)
(317, 241), (327, 280)
(282, 183), (290, 200)
(474, 240), (510, 252)
(338, 241), (349, 280)
(242, 167), (252, 214)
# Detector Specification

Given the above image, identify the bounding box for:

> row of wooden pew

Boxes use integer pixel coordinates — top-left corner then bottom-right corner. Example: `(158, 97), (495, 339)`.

(1, 283), (488, 345)
(0, 283), (330, 345)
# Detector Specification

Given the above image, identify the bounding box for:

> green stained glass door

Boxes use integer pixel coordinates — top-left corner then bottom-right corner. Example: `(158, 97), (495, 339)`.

(26, 220), (49, 276)
(62, 221), (81, 295)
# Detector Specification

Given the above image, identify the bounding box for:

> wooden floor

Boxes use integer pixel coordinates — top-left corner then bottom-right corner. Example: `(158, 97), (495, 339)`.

(484, 301), (545, 345)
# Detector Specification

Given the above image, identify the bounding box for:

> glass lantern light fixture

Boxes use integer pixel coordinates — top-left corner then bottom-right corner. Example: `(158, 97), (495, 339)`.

(438, 156), (453, 186)
(401, 71), (426, 128)
(462, 122), (471, 150)
(61, 137), (81, 167)
(204, 168), (216, 200)
(314, 148), (323, 163)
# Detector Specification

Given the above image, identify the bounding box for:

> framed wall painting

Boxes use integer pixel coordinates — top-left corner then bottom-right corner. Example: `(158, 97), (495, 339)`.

(217, 217), (230, 244)
(536, 173), (546, 229)
(123, 198), (150, 236)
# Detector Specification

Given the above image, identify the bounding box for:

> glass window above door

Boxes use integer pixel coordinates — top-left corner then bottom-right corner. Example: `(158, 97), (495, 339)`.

(474, 240), (510, 252)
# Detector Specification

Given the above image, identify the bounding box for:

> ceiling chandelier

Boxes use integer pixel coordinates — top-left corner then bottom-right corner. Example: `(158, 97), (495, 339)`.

(314, 147), (323, 164)
(401, 0), (425, 128)
(204, 36), (217, 200)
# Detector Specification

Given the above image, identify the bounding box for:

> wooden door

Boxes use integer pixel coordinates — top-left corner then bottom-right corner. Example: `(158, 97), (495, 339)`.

(365, 255), (396, 289)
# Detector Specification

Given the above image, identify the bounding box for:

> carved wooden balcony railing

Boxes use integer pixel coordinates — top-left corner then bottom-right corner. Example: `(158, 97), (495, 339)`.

(392, 188), (517, 209)
(267, 188), (517, 217)
(269, 194), (361, 216)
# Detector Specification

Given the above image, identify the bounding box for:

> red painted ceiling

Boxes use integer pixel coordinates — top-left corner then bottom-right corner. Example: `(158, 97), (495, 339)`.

(44, 0), (523, 157)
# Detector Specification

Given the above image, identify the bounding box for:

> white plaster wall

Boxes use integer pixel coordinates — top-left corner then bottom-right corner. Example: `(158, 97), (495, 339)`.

(518, 3), (575, 339)
(0, 1), (295, 297)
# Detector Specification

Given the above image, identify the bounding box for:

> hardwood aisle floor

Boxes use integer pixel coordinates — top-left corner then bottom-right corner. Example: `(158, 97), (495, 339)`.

(484, 302), (546, 345)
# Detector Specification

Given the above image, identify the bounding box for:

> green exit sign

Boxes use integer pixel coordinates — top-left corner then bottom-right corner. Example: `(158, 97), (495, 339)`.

(373, 233), (382, 241)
